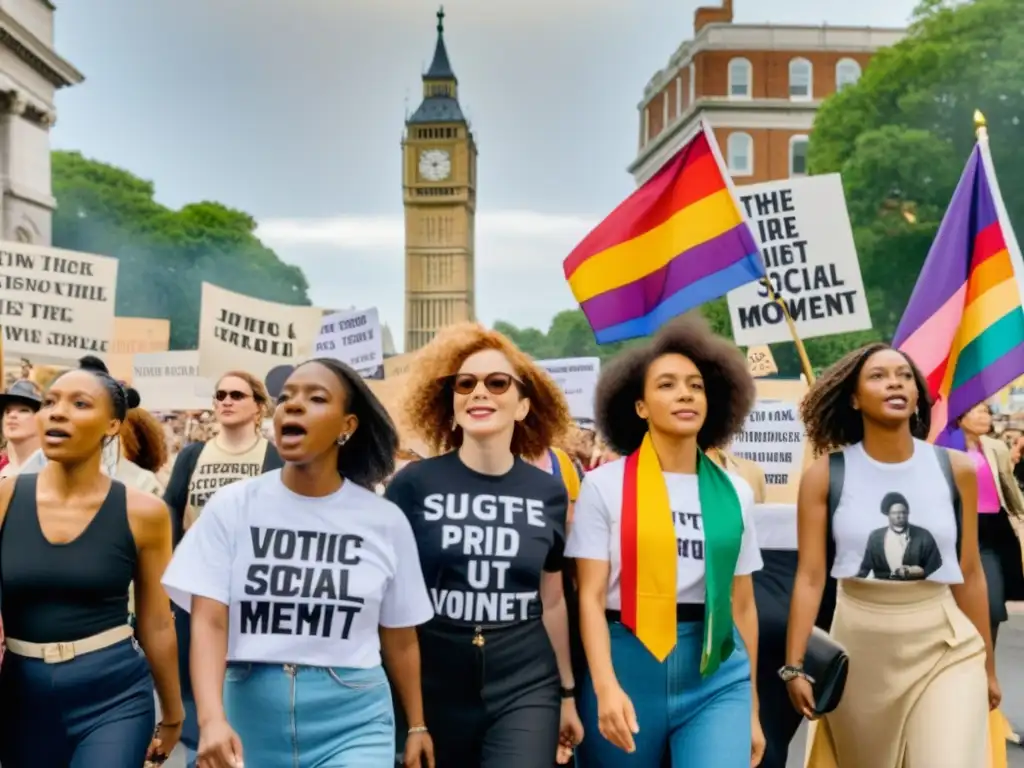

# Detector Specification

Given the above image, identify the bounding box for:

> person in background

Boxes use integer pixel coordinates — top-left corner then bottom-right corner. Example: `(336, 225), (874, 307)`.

(0, 380), (42, 479)
(0, 357), (183, 766)
(569, 315), (764, 767)
(387, 323), (583, 767)
(163, 359), (435, 768)
(786, 344), (996, 766)
(118, 406), (169, 496)
(162, 369), (282, 768)
(708, 448), (766, 504)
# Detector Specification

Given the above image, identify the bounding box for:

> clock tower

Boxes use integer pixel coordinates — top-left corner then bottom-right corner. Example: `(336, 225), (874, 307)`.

(402, 7), (477, 352)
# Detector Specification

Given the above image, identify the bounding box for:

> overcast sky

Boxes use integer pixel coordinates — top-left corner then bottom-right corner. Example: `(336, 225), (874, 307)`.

(52, 0), (917, 350)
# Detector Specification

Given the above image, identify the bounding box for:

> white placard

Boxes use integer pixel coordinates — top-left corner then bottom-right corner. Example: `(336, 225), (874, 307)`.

(132, 350), (214, 412)
(314, 307), (384, 377)
(727, 400), (805, 489)
(727, 174), (872, 345)
(536, 357), (600, 421)
(0, 242), (119, 363)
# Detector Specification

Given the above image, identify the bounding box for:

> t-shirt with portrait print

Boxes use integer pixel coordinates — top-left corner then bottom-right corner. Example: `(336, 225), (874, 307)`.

(385, 452), (568, 627)
(185, 436), (269, 530)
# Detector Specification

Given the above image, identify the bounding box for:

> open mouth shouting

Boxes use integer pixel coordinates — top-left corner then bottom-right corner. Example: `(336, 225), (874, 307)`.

(883, 393), (909, 412)
(278, 422), (308, 448)
(43, 428), (72, 445)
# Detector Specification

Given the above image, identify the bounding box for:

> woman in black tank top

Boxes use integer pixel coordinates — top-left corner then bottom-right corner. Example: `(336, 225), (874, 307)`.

(0, 356), (184, 768)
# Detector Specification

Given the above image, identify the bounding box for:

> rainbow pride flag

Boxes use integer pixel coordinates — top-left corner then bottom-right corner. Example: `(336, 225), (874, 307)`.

(894, 135), (1024, 441)
(564, 122), (765, 343)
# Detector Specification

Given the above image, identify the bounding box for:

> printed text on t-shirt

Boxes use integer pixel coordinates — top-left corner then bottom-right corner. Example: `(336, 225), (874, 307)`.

(240, 527), (366, 640)
(675, 510), (705, 560)
(424, 492), (546, 623)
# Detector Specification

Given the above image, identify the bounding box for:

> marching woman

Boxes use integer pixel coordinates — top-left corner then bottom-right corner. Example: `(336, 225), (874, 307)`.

(0, 357), (183, 766)
(0, 379), (42, 478)
(163, 358), (436, 768)
(163, 368), (282, 766)
(567, 314), (764, 767)
(386, 323), (584, 766)
(786, 344), (997, 765)
(117, 405), (169, 495)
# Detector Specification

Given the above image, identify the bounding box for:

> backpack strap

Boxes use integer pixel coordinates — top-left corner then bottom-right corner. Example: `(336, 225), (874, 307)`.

(932, 445), (963, 559)
(824, 451), (845, 572)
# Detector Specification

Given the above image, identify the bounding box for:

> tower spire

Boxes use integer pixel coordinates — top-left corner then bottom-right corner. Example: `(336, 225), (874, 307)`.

(425, 6), (455, 80)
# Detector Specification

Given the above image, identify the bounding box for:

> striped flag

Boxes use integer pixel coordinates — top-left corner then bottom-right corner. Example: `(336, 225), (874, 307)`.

(564, 121), (765, 343)
(893, 133), (1024, 442)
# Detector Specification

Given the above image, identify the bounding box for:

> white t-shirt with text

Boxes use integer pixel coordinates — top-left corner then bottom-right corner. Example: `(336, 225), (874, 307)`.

(162, 470), (434, 668)
(565, 458), (763, 608)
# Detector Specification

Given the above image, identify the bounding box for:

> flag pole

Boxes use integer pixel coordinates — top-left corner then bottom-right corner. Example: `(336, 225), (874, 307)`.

(760, 279), (816, 384)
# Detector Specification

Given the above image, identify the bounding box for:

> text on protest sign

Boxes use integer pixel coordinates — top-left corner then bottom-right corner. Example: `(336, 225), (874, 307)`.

(746, 345), (778, 378)
(197, 283), (323, 379)
(726, 174), (872, 346)
(0, 243), (118, 362)
(314, 308), (384, 377)
(535, 357), (600, 421)
(132, 350), (214, 412)
(239, 527), (366, 640)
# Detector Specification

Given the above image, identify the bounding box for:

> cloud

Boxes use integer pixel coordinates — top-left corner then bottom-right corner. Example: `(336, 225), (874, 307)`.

(257, 210), (597, 350)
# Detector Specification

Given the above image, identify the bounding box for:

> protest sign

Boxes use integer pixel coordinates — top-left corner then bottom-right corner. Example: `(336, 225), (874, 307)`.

(366, 375), (431, 457)
(132, 350), (214, 412)
(197, 283), (322, 380)
(384, 352), (416, 379)
(536, 357), (600, 421)
(0, 242), (118, 363)
(106, 317), (171, 382)
(727, 174), (872, 346)
(746, 345), (777, 378)
(314, 308), (384, 378)
(726, 378), (809, 504)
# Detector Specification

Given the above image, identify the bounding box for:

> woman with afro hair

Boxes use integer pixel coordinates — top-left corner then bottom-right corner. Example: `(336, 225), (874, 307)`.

(567, 314), (764, 768)
(785, 343), (996, 766)
(385, 323), (584, 767)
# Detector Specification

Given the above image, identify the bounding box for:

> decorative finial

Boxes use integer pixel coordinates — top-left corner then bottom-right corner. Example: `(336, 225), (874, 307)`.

(974, 109), (987, 129)
(436, 6), (445, 34)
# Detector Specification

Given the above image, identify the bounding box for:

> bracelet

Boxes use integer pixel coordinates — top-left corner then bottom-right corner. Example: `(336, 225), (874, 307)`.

(408, 725), (429, 735)
(158, 719), (184, 728)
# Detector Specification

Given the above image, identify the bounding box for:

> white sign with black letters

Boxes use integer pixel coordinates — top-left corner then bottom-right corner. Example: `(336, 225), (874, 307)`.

(536, 357), (600, 421)
(314, 308), (384, 378)
(726, 400), (806, 488)
(726, 174), (872, 346)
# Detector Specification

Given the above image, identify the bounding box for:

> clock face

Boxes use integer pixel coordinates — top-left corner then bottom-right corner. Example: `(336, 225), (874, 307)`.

(419, 149), (451, 182)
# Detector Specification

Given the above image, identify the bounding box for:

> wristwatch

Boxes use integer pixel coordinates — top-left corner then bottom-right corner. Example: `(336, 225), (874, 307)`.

(560, 686), (576, 699)
(777, 664), (812, 683)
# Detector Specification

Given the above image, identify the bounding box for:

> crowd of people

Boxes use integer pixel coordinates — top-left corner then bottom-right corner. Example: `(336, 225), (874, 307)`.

(0, 315), (1016, 767)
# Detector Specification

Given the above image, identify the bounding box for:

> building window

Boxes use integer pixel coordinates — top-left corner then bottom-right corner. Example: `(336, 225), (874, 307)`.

(836, 58), (861, 90)
(675, 75), (683, 117)
(728, 58), (752, 99)
(643, 107), (650, 145)
(727, 132), (753, 176)
(789, 135), (809, 177)
(789, 58), (813, 100)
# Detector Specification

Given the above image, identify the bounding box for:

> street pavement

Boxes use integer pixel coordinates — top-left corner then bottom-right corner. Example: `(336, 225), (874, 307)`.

(166, 615), (1024, 767)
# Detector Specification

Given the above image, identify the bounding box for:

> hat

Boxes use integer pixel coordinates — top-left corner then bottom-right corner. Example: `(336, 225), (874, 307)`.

(0, 379), (42, 412)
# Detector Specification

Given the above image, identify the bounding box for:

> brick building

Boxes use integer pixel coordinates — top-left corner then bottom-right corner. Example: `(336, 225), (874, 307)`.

(628, 0), (905, 185)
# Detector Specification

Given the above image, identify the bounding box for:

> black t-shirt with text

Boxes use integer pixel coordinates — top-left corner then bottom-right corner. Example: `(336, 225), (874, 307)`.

(385, 452), (568, 627)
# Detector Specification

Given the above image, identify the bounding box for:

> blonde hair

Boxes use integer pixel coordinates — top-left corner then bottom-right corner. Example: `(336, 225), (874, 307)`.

(217, 370), (271, 431)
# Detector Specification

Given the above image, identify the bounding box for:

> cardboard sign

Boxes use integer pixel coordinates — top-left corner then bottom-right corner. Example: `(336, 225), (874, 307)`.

(746, 345), (778, 377)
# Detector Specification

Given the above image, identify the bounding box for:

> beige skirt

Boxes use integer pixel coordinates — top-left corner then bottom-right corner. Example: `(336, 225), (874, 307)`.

(805, 579), (988, 768)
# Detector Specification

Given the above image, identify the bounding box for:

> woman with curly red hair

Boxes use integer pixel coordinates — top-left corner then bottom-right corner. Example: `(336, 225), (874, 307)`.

(385, 323), (584, 767)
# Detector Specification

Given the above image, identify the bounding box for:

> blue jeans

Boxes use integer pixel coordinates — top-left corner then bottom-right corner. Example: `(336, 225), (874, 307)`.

(579, 621), (752, 767)
(224, 662), (395, 768)
(0, 638), (155, 767)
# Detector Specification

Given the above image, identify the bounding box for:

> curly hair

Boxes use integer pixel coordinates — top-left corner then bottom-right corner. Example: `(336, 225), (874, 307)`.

(298, 358), (397, 490)
(800, 343), (931, 454)
(594, 314), (755, 455)
(403, 323), (573, 457)
(120, 407), (169, 473)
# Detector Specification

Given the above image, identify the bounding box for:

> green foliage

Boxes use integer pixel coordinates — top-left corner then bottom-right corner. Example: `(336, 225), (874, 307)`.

(808, 0), (1024, 349)
(52, 151), (311, 349)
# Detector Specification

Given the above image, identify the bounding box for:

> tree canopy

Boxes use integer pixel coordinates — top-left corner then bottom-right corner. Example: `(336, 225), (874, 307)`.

(493, 0), (1023, 375)
(52, 151), (311, 350)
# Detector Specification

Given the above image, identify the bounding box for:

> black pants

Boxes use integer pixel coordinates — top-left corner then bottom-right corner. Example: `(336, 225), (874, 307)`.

(418, 618), (560, 768)
(979, 509), (1024, 633)
(0, 639), (154, 767)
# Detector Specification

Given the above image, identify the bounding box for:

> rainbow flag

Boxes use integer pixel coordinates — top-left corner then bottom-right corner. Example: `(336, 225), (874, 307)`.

(894, 136), (1024, 441)
(564, 123), (765, 343)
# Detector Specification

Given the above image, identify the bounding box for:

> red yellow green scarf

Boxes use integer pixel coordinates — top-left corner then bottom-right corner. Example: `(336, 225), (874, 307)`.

(620, 433), (745, 673)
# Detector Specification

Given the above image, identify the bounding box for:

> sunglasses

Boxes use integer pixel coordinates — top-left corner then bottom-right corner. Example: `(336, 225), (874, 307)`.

(448, 372), (520, 396)
(215, 389), (252, 403)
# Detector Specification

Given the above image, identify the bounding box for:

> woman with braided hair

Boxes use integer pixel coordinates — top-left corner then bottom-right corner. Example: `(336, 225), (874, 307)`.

(0, 356), (183, 766)
(786, 343), (997, 766)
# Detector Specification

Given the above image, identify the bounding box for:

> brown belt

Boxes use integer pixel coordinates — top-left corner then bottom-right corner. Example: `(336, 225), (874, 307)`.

(5, 624), (135, 664)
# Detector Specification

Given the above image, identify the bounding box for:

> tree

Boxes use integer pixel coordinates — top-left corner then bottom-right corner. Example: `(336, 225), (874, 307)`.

(52, 151), (311, 349)
(808, 0), (1024, 345)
